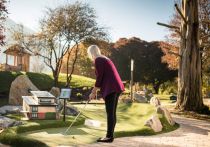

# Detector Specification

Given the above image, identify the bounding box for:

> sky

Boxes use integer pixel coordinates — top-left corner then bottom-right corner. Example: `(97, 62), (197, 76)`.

(7, 0), (175, 42)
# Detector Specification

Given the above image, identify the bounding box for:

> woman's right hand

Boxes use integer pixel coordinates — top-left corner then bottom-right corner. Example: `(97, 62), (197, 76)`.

(89, 93), (96, 100)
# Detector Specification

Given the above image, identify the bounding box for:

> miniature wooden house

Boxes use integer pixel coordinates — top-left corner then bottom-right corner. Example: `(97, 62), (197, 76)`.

(22, 91), (58, 120)
(2, 44), (31, 72)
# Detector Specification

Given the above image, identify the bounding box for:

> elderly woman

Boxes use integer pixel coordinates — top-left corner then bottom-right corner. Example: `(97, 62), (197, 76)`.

(87, 45), (124, 143)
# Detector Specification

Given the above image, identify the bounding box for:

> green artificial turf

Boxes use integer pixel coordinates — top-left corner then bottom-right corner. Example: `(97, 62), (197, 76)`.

(7, 103), (179, 146)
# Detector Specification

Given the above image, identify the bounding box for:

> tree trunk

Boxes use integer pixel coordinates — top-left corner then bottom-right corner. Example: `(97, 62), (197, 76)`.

(66, 45), (79, 87)
(66, 43), (79, 87)
(153, 83), (160, 94)
(66, 51), (71, 88)
(176, 0), (203, 111)
(53, 71), (59, 87)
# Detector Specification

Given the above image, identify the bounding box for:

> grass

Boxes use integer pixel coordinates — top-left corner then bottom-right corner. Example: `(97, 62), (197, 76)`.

(154, 94), (174, 104)
(0, 72), (179, 146)
(0, 71), (95, 96)
(57, 73), (95, 88)
(0, 103), (179, 146)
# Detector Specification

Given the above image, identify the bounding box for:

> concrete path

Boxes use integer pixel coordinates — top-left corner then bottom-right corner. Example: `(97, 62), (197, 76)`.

(77, 115), (210, 147)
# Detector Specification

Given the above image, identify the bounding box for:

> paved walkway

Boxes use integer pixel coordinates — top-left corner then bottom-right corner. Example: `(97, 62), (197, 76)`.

(78, 115), (210, 147)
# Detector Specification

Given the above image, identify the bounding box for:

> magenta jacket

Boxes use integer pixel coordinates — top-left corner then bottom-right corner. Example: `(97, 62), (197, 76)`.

(94, 57), (125, 98)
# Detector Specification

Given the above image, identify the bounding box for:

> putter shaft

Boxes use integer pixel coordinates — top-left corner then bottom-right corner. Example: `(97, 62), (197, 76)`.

(64, 100), (90, 134)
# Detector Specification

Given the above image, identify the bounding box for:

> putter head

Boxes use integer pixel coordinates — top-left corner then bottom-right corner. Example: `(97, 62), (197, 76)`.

(84, 119), (101, 128)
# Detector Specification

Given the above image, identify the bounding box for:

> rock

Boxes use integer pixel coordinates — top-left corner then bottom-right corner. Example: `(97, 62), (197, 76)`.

(0, 105), (22, 115)
(0, 116), (23, 128)
(0, 128), (4, 134)
(50, 87), (60, 98)
(121, 98), (133, 104)
(0, 109), (6, 115)
(145, 115), (163, 132)
(9, 75), (39, 105)
(56, 98), (64, 112)
(150, 96), (161, 107)
(13, 121), (23, 127)
(0, 115), (23, 128)
(64, 105), (79, 116)
(157, 106), (175, 126)
(134, 92), (147, 103)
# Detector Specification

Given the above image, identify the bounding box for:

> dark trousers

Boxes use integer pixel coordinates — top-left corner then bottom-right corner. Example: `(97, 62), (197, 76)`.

(105, 92), (120, 138)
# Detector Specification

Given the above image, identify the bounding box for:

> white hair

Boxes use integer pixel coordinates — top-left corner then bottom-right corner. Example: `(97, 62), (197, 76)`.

(87, 45), (101, 60)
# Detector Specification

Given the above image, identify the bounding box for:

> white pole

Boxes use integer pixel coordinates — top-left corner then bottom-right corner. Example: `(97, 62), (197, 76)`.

(130, 59), (134, 101)
(131, 59), (134, 71)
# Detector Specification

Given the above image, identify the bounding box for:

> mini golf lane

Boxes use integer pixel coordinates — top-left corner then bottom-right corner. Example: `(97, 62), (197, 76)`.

(20, 125), (106, 146)
(20, 103), (155, 146)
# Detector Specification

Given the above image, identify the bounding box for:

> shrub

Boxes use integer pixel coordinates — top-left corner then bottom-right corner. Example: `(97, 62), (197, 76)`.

(0, 71), (22, 94)
(45, 112), (56, 119)
(159, 80), (178, 95)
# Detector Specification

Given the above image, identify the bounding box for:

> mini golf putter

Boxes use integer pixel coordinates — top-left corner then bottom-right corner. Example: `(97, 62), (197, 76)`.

(63, 93), (102, 135)
(63, 99), (90, 135)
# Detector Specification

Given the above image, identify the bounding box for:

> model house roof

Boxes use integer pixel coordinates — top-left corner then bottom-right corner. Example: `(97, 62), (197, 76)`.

(30, 91), (56, 99)
(4, 44), (32, 56)
(22, 96), (38, 105)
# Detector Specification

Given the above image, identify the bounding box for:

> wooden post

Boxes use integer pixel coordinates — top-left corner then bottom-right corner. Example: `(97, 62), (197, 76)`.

(14, 56), (16, 66)
(130, 59), (134, 101)
(63, 99), (66, 122)
(6, 55), (8, 64)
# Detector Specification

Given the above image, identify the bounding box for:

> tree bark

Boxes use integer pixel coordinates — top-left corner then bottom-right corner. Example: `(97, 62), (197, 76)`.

(176, 0), (203, 111)
(53, 71), (59, 87)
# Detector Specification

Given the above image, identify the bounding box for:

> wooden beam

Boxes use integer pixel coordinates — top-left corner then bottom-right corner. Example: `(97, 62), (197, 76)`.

(157, 22), (179, 30)
(175, 3), (187, 24)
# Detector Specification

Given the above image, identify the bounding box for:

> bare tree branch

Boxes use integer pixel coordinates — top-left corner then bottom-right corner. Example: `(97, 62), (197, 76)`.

(157, 22), (180, 30)
(175, 3), (187, 24)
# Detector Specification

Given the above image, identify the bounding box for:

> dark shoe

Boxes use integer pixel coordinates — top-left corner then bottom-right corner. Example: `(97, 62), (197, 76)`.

(97, 137), (114, 143)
